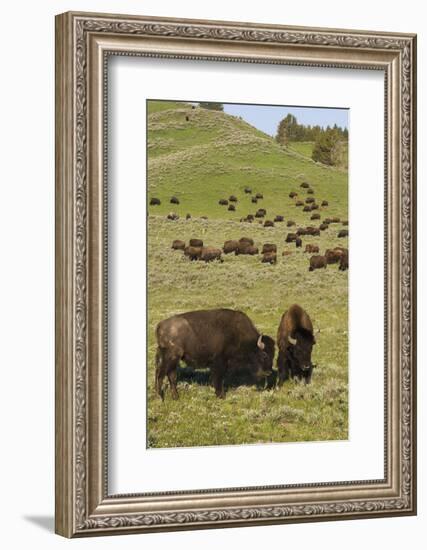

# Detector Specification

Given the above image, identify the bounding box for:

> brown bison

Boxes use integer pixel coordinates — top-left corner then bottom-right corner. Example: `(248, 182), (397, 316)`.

(287, 220), (296, 227)
(219, 198), (229, 205)
(296, 200), (304, 207)
(200, 247), (222, 262)
(262, 252), (277, 264)
(276, 304), (316, 385)
(285, 233), (297, 243)
(274, 215), (284, 222)
(190, 238), (203, 248)
(186, 213), (191, 220)
(239, 237), (254, 246)
(223, 240), (239, 254)
(228, 204), (236, 211)
(244, 245), (259, 255)
(306, 227), (320, 236)
(255, 192), (263, 199)
(244, 187), (252, 194)
(167, 212), (179, 221)
(170, 196), (180, 205)
(229, 195), (238, 202)
(264, 220), (275, 227)
(319, 223), (329, 231)
(342, 220), (349, 226)
(295, 237), (302, 248)
(172, 240), (186, 251)
(251, 197), (258, 203)
(321, 200), (329, 207)
(311, 213), (321, 220)
(303, 205), (311, 212)
(150, 197), (161, 205)
(289, 191), (298, 198)
(339, 249), (349, 271)
(309, 255), (327, 271)
(255, 209), (266, 218)
(305, 244), (319, 254)
(262, 243), (277, 254)
(296, 228), (308, 236)
(325, 248), (344, 264)
(184, 246), (202, 261)
(307, 188), (314, 194)
(305, 197), (315, 204)
(310, 203), (319, 210)
(155, 309), (275, 399)
(338, 229), (349, 238)
(330, 217), (341, 223)
(300, 182), (310, 189)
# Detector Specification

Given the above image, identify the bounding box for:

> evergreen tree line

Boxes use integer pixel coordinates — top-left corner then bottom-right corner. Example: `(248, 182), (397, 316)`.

(275, 114), (348, 168)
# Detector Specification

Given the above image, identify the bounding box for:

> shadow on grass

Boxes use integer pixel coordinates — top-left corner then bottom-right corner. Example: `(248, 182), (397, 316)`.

(176, 365), (277, 390)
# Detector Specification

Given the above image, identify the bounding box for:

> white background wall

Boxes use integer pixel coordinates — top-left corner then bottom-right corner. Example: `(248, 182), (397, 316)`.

(0, 1), (423, 548)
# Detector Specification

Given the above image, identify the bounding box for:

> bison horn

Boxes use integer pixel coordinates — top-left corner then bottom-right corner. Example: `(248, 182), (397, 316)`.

(288, 335), (297, 345)
(257, 334), (265, 350)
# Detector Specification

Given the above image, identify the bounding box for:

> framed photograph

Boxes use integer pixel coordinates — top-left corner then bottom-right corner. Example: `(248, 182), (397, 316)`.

(55, 11), (417, 537)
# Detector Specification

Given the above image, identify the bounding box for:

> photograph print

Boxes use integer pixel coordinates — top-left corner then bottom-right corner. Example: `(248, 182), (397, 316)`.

(147, 99), (349, 449)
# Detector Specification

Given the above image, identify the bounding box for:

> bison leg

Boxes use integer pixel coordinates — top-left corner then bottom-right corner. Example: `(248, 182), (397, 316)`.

(167, 368), (179, 400)
(277, 350), (290, 387)
(155, 348), (166, 400)
(212, 362), (226, 399)
(155, 347), (180, 400)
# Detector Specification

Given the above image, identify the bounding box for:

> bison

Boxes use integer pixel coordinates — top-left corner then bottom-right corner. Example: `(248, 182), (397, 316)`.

(338, 229), (349, 238)
(295, 237), (302, 248)
(305, 197), (315, 204)
(172, 240), (186, 251)
(223, 240), (240, 254)
(190, 238), (203, 248)
(274, 215), (284, 222)
(239, 237), (254, 246)
(296, 200), (304, 207)
(255, 193), (263, 199)
(307, 188), (314, 194)
(287, 220), (296, 227)
(289, 192), (298, 199)
(262, 243), (277, 254)
(255, 208), (266, 218)
(167, 212), (179, 221)
(306, 227), (320, 236)
(276, 304), (316, 385)
(155, 309), (275, 399)
(300, 182), (310, 189)
(286, 233), (297, 243)
(264, 220), (275, 227)
(200, 247), (222, 262)
(186, 213), (191, 220)
(305, 244), (319, 254)
(310, 203), (319, 210)
(229, 195), (238, 202)
(303, 205), (311, 212)
(219, 198), (229, 205)
(319, 223), (329, 231)
(184, 246), (202, 261)
(150, 197), (161, 205)
(244, 187), (252, 194)
(251, 197), (258, 203)
(325, 248), (345, 264)
(262, 252), (277, 264)
(339, 249), (349, 271)
(321, 200), (329, 207)
(309, 255), (327, 271)
(310, 213), (321, 220)
(244, 245), (259, 255)
(228, 204), (236, 211)
(170, 196), (180, 205)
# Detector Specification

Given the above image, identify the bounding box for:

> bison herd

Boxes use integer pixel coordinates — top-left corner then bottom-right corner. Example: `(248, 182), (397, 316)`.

(155, 304), (317, 399)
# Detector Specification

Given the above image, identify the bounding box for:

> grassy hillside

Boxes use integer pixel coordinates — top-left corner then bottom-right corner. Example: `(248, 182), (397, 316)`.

(146, 101), (348, 448)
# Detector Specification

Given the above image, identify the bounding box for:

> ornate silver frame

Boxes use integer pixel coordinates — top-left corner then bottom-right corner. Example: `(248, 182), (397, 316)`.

(55, 11), (417, 537)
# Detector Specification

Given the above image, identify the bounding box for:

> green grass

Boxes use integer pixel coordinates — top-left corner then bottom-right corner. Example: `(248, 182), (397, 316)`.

(146, 101), (348, 448)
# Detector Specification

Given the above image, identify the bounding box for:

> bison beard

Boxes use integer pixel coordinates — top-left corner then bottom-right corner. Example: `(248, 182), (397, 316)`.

(276, 304), (316, 385)
(155, 309), (275, 399)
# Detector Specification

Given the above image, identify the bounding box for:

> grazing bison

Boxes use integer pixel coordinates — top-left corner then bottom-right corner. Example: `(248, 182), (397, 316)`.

(330, 217), (341, 223)
(296, 200), (304, 207)
(245, 245), (259, 255)
(150, 197), (161, 205)
(223, 240), (240, 254)
(170, 196), (180, 205)
(255, 192), (263, 199)
(305, 197), (315, 204)
(184, 246), (202, 261)
(228, 204), (236, 211)
(319, 223), (329, 231)
(155, 309), (275, 399)
(239, 237), (254, 246)
(251, 196), (258, 204)
(219, 198), (229, 205)
(339, 249), (349, 271)
(296, 228), (308, 236)
(287, 220), (296, 227)
(172, 240), (186, 251)
(305, 244), (319, 254)
(303, 205), (311, 212)
(276, 304), (316, 385)
(310, 203), (319, 210)
(295, 237), (302, 248)
(274, 215), (284, 222)
(255, 208), (266, 218)
(309, 255), (327, 271)
(262, 243), (277, 254)
(190, 238), (203, 248)
(200, 247), (222, 262)
(262, 252), (277, 264)
(311, 213), (321, 220)
(286, 232), (297, 243)
(338, 229), (349, 238)
(325, 248), (344, 264)
(307, 188), (314, 194)
(246, 214), (254, 221)
(229, 195), (238, 202)
(264, 220), (275, 227)
(167, 212), (179, 221)
(289, 192), (298, 198)
(306, 227), (320, 236)
(321, 200), (329, 207)
(244, 187), (252, 194)
(300, 182), (310, 189)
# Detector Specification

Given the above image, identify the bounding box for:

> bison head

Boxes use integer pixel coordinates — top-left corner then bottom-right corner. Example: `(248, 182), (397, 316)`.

(286, 330), (316, 383)
(251, 334), (275, 379)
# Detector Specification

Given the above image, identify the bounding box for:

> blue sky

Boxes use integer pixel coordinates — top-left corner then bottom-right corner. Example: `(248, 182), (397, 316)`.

(223, 104), (348, 137)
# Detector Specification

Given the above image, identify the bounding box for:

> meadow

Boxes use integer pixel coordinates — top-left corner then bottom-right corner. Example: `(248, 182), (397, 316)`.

(146, 101), (348, 448)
